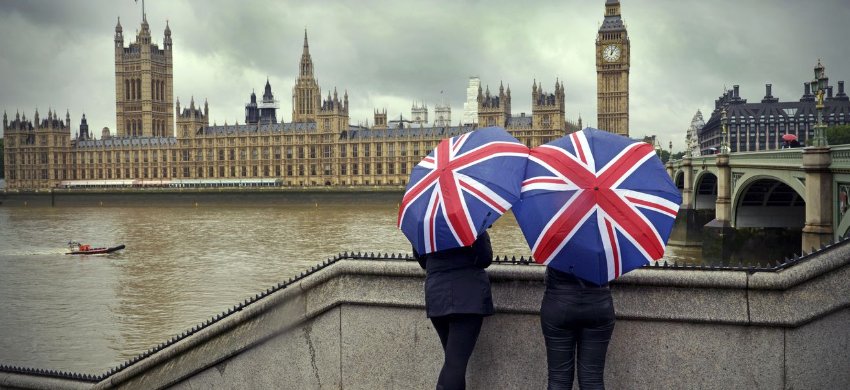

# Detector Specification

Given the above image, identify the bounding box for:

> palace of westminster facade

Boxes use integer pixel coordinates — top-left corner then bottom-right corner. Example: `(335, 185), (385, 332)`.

(3, 1), (632, 190)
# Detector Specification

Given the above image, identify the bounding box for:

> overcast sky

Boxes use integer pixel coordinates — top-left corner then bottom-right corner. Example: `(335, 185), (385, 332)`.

(1, 0), (848, 150)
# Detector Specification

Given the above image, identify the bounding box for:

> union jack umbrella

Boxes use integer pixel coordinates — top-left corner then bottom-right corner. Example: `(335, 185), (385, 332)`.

(398, 127), (529, 255)
(513, 128), (682, 285)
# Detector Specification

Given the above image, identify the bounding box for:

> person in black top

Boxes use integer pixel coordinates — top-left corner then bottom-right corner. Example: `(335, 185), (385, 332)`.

(413, 231), (494, 390)
(540, 267), (615, 390)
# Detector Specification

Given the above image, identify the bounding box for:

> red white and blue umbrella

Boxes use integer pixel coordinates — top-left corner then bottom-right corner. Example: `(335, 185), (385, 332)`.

(398, 127), (529, 255)
(513, 128), (682, 285)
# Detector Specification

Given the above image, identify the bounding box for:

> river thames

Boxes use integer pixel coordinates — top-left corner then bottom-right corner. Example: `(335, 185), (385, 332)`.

(1, 192), (703, 374)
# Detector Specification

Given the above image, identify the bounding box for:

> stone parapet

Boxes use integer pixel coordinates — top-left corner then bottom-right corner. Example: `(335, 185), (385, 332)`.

(2, 241), (850, 389)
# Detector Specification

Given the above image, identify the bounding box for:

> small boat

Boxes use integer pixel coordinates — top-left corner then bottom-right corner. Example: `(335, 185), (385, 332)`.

(66, 241), (126, 255)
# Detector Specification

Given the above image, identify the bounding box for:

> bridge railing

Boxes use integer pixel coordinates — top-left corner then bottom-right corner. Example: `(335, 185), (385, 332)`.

(829, 144), (850, 167)
(672, 145), (850, 171)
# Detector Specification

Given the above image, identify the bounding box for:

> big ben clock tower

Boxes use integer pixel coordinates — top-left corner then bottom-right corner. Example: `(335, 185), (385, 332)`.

(596, 0), (630, 136)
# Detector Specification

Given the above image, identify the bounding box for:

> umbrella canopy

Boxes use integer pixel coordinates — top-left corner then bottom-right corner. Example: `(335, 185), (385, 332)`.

(782, 133), (798, 141)
(513, 128), (682, 284)
(398, 127), (529, 255)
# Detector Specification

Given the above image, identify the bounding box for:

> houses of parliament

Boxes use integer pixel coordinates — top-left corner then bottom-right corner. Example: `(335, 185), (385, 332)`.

(3, 1), (630, 190)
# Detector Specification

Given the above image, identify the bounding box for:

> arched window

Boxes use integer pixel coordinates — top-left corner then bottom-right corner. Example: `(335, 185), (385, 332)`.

(125, 80), (130, 100)
(136, 79), (141, 100)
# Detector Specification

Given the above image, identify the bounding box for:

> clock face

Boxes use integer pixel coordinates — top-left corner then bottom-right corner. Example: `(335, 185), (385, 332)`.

(603, 44), (621, 62)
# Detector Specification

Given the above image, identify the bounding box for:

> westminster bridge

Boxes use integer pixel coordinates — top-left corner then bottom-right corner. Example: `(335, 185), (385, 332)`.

(666, 145), (850, 257)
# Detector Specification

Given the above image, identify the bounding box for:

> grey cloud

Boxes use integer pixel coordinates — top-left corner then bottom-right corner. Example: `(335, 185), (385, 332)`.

(1, 0), (849, 150)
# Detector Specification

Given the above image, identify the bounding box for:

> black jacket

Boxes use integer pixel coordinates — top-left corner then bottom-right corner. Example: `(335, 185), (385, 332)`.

(413, 231), (495, 318)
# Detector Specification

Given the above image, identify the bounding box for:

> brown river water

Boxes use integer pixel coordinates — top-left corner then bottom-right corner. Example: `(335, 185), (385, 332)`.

(0, 192), (701, 374)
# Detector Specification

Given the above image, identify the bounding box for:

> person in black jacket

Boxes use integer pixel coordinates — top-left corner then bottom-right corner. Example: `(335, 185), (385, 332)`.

(541, 267), (615, 390)
(413, 231), (494, 390)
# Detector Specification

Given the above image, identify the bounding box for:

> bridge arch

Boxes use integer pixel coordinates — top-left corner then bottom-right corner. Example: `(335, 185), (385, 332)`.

(692, 170), (717, 210)
(733, 176), (805, 228)
(674, 170), (685, 190)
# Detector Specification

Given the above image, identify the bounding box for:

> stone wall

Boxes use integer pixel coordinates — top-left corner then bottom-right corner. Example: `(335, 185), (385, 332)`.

(2, 241), (849, 389)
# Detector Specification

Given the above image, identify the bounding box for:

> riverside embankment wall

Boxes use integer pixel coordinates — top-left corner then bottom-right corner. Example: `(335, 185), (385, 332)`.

(0, 189), (404, 207)
(2, 241), (850, 389)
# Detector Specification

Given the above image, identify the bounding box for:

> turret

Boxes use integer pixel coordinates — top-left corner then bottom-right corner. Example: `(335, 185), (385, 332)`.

(138, 13), (151, 45)
(164, 20), (172, 50)
(3, 111), (7, 130)
(300, 29), (313, 77)
(79, 113), (90, 140)
(176, 96), (181, 114)
(263, 78), (274, 101)
(114, 17), (124, 49)
(65, 109), (70, 128)
(204, 98), (209, 116)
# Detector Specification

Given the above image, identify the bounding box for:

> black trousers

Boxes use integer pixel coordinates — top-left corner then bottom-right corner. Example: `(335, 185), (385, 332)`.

(430, 314), (484, 390)
(540, 287), (615, 390)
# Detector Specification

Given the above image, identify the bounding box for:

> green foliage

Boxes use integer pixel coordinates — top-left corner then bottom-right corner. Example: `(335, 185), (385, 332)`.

(658, 149), (671, 163)
(671, 151), (686, 161)
(826, 125), (850, 146)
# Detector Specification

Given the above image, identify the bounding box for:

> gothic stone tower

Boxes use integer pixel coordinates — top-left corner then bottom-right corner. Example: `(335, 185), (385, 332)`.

(477, 82), (511, 128)
(532, 79), (567, 145)
(3, 109), (71, 189)
(596, 0), (630, 136)
(175, 97), (209, 138)
(292, 30), (321, 123)
(114, 15), (174, 137)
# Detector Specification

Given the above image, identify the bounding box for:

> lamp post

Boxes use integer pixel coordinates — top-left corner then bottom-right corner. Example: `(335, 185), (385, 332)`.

(720, 107), (730, 155)
(811, 60), (829, 147)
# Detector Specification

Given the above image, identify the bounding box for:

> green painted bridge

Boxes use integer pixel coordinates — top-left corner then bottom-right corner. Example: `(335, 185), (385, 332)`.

(668, 145), (850, 251)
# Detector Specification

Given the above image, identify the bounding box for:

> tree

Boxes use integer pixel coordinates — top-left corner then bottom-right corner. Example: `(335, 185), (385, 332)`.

(671, 151), (685, 161)
(826, 125), (850, 146)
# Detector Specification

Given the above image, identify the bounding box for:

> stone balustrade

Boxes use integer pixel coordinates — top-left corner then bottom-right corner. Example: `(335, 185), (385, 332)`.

(2, 241), (850, 389)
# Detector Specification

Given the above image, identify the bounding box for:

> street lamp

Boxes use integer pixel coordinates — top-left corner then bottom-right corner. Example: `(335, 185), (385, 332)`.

(720, 107), (730, 155)
(810, 60), (829, 147)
